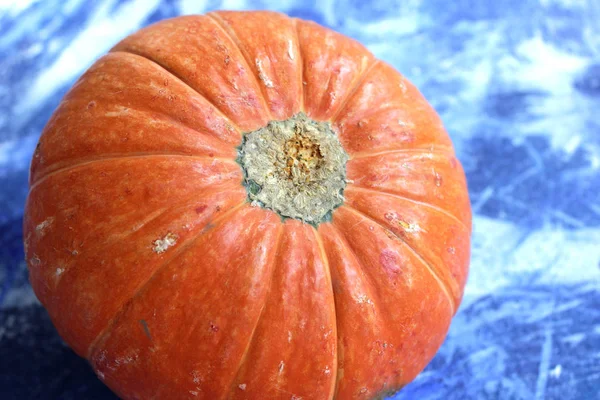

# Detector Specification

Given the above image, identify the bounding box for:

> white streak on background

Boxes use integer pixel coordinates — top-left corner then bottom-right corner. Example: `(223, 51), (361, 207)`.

(14, 0), (161, 130)
(535, 324), (554, 400)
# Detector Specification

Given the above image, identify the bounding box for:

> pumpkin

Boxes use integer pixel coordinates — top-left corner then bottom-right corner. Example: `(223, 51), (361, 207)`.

(23, 10), (471, 400)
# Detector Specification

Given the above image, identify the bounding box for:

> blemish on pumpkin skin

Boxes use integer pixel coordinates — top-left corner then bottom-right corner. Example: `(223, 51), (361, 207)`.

(29, 255), (41, 267)
(287, 40), (295, 60)
(24, 233), (31, 254)
(195, 205), (208, 214)
(105, 106), (129, 117)
(356, 294), (374, 305)
(209, 322), (219, 332)
(278, 361), (285, 374)
(152, 232), (178, 254)
(36, 217), (55, 236)
(238, 384), (247, 391)
(191, 370), (202, 384)
(433, 170), (443, 187)
(384, 212), (422, 233)
(255, 59), (274, 88)
(202, 222), (215, 234)
(379, 249), (402, 277)
(139, 319), (152, 341)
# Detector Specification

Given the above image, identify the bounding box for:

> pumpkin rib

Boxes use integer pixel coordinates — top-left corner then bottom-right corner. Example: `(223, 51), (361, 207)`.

(34, 151), (237, 186)
(329, 59), (380, 123)
(312, 226), (339, 400)
(112, 49), (246, 134)
(324, 224), (387, 311)
(91, 95), (243, 145)
(72, 58), (245, 144)
(320, 223), (390, 396)
(110, 50), (242, 144)
(347, 186), (470, 232)
(29, 154), (238, 191)
(222, 224), (285, 399)
(342, 205), (457, 314)
(349, 146), (455, 161)
(86, 201), (248, 360)
(47, 182), (242, 295)
(292, 18), (305, 112)
(207, 13), (275, 120)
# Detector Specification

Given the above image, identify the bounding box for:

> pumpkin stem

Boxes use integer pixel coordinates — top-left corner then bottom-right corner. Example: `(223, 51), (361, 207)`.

(237, 112), (349, 225)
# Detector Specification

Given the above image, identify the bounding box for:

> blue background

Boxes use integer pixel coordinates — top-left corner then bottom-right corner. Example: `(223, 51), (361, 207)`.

(1, 0), (600, 399)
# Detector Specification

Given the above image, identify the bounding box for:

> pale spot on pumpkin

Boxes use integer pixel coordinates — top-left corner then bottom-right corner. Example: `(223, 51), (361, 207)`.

(287, 39), (294, 60)
(238, 384), (247, 391)
(105, 106), (129, 117)
(24, 233), (31, 254)
(356, 294), (373, 305)
(29, 255), (41, 267)
(278, 361), (285, 374)
(288, 330), (293, 343)
(399, 80), (407, 93)
(36, 217), (55, 236)
(291, 396), (303, 400)
(152, 232), (178, 254)
(384, 212), (423, 233)
(191, 370), (202, 384)
(55, 267), (64, 277)
(97, 371), (105, 380)
(189, 390), (199, 396)
(447, 246), (456, 254)
(324, 365), (331, 375)
(255, 59), (274, 88)
(111, 350), (140, 370)
(434, 170), (443, 187)
(96, 350), (107, 362)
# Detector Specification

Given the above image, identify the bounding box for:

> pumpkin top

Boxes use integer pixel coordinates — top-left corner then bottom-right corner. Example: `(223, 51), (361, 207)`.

(238, 112), (348, 224)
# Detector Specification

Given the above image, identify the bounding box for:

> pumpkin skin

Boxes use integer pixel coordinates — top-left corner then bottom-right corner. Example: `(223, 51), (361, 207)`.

(23, 10), (471, 400)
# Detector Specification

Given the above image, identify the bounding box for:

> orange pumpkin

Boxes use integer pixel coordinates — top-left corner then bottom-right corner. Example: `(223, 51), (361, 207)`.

(23, 10), (471, 400)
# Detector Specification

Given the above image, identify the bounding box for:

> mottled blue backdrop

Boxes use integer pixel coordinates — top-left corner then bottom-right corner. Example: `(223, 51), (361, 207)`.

(1, 1), (599, 399)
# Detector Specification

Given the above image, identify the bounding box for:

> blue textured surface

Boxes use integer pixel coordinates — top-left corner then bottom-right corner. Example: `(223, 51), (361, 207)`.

(1, 1), (600, 399)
